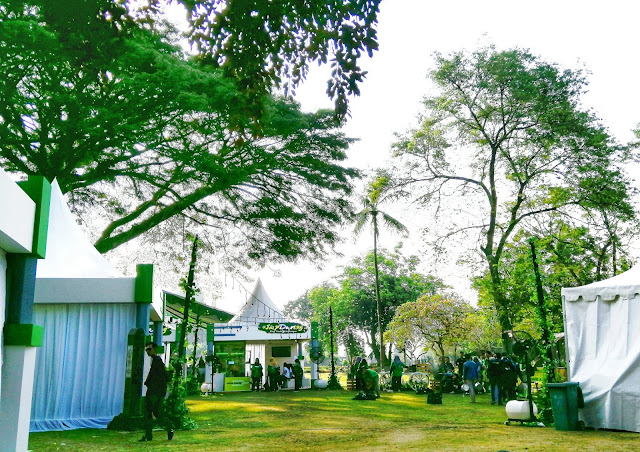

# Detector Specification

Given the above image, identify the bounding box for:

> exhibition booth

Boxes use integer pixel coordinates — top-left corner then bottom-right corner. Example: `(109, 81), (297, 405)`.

(212, 279), (311, 391)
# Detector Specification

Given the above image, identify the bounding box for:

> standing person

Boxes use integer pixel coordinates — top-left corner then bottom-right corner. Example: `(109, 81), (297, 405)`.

(441, 356), (454, 374)
(250, 358), (263, 391)
(267, 357), (279, 391)
(499, 355), (517, 402)
(487, 353), (502, 405)
(389, 355), (405, 392)
(481, 351), (491, 392)
(282, 362), (292, 388)
(441, 356), (455, 392)
(455, 351), (466, 379)
(473, 356), (483, 393)
(462, 354), (479, 403)
(293, 358), (303, 392)
(140, 342), (173, 442)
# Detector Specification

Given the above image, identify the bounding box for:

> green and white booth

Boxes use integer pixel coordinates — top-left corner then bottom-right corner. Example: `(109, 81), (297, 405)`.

(213, 279), (311, 391)
(1, 170), (50, 452)
(30, 181), (163, 431)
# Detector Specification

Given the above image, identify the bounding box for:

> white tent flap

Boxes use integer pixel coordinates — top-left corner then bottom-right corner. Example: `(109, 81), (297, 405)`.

(562, 275), (640, 432)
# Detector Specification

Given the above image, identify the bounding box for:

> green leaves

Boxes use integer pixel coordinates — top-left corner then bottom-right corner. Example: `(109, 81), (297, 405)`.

(393, 46), (637, 335)
(183, 0), (381, 120)
(1, 3), (360, 262)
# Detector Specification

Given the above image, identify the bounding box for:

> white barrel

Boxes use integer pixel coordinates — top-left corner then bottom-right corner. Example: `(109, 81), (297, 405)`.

(200, 383), (212, 393)
(314, 379), (328, 389)
(505, 400), (538, 420)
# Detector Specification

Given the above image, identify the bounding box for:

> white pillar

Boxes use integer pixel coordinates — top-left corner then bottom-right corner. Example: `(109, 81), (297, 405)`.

(0, 346), (37, 452)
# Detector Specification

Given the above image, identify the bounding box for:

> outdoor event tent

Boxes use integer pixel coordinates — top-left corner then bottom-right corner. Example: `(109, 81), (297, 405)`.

(30, 180), (162, 431)
(212, 279), (311, 391)
(561, 266), (640, 432)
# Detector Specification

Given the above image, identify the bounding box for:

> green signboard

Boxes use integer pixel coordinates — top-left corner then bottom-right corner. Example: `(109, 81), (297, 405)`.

(224, 377), (251, 391)
(258, 322), (308, 334)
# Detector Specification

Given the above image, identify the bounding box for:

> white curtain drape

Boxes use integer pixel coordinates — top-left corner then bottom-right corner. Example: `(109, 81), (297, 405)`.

(30, 303), (136, 431)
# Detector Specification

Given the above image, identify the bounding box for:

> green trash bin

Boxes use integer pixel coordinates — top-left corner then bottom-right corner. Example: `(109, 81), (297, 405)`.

(547, 382), (584, 431)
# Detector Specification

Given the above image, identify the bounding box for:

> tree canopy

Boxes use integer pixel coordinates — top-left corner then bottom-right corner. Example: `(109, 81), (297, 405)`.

(393, 47), (636, 338)
(183, 0), (382, 120)
(284, 248), (447, 365)
(1, 1), (360, 262)
(386, 293), (474, 364)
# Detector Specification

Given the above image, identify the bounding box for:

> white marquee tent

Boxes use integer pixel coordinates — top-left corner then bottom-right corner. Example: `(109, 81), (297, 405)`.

(561, 266), (640, 432)
(30, 180), (162, 431)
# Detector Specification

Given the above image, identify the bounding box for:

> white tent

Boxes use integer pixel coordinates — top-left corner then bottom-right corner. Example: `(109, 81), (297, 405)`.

(561, 266), (640, 432)
(230, 278), (286, 324)
(30, 181), (161, 431)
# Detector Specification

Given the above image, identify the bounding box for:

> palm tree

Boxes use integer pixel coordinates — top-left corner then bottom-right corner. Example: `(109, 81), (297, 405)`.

(354, 173), (408, 366)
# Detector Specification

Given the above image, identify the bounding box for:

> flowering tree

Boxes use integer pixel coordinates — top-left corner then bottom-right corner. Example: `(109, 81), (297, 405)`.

(387, 294), (472, 365)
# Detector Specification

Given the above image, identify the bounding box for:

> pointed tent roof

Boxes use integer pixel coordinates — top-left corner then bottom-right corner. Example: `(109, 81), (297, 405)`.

(230, 278), (285, 323)
(33, 180), (165, 321)
(36, 179), (123, 278)
(562, 265), (640, 302)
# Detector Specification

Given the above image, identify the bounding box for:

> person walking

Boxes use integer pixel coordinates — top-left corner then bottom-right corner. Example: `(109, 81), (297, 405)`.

(293, 358), (303, 392)
(140, 342), (173, 442)
(250, 358), (263, 391)
(462, 354), (479, 403)
(389, 356), (405, 392)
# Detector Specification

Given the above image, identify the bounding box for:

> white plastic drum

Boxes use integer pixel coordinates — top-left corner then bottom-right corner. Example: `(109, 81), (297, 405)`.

(314, 379), (328, 389)
(505, 400), (538, 420)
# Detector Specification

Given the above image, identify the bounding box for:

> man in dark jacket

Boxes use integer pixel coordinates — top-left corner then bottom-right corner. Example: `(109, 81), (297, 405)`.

(293, 358), (304, 392)
(487, 353), (502, 405)
(140, 342), (173, 442)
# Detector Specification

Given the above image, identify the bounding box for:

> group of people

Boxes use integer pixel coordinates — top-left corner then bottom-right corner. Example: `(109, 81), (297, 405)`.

(440, 351), (523, 405)
(250, 357), (303, 392)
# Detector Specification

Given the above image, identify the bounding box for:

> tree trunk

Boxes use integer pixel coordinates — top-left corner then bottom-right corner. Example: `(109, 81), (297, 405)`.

(177, 236), (199, 373)
(372, 214), (384, 367)
(486, 255), (514, 353)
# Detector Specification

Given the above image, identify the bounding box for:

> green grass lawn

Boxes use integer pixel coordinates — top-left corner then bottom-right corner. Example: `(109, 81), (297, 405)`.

(28, 390), (638, 451)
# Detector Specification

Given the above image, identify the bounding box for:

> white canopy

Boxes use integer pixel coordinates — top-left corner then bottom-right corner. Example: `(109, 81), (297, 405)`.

(561, 267), (640, 432)
(562, 265), (640, 302)
(230, 278), (286, 323)
(36, 180), (122, 279)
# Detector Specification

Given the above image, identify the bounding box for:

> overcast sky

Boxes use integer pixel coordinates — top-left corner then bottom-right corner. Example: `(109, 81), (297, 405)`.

(164, 0), (640, 313)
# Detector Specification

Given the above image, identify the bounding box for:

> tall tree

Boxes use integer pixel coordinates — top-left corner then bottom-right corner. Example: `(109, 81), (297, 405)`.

(293, 248), (446, 365)
(338, 248), (445, 365)
(354, 174), (408, 365)
(393, 47), (635, 342)
(1, 2), (359, 261)
(387, 293), (473, 365)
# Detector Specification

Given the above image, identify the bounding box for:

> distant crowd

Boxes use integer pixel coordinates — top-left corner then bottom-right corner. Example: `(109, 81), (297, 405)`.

(250, 357), (303, 392)
(441, 351), (524, 404)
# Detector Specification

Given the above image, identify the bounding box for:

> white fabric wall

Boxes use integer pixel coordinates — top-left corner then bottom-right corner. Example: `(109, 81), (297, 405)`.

(30, 303), (136, 431)
(564, 294), (640, 432)
(0, 249), (6, 395)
